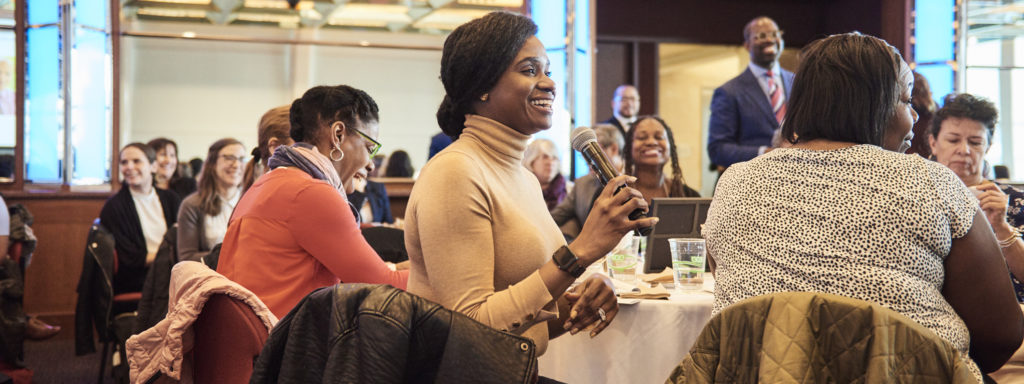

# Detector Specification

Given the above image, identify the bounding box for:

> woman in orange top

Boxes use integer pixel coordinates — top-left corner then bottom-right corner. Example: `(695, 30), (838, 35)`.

(217, 85), (407, 318)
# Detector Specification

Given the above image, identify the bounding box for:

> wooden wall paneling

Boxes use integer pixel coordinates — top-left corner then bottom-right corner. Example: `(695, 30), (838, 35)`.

(595, 0), (830, 46)
(636, 42), (658, 115)
(595, 41), (629, 122)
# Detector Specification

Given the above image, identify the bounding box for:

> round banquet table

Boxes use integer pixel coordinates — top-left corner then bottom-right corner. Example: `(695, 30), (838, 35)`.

(537, 278), (715, 384)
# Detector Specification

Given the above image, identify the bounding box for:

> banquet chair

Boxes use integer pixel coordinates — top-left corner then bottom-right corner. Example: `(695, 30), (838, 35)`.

(191, 293), (269, 384)
(666, 292), (976, 383)
(75, 219), (142, 384)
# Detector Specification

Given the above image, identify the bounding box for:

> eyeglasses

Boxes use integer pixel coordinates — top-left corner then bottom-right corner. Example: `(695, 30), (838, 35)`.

(751, 30), (783, 41)
(219, 154), (246, 164)
(353, 129), (382, 157)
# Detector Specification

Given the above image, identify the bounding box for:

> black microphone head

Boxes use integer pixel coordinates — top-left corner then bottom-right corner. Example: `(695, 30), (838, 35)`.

(570, 126), (598, 152)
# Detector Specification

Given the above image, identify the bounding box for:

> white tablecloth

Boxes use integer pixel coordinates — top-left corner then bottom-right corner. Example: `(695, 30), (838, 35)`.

(537, 278), (715, 384)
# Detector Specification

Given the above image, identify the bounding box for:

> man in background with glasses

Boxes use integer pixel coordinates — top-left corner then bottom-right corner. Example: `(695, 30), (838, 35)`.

(708, 16), (794, 171)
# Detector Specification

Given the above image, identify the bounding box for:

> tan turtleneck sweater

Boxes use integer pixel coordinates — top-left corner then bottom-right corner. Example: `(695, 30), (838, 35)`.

(406, 115), (565, 354)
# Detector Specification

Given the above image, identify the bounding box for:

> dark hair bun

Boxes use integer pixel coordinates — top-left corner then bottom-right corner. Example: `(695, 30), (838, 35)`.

(436, 95), (465, 138)
(289, 98), (306, 142)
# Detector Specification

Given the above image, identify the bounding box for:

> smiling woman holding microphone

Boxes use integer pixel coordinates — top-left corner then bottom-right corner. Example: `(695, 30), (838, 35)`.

(404, 12), (656, 367)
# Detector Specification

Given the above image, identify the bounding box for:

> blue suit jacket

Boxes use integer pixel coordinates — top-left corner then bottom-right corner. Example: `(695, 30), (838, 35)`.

(707, 67), (795, 167)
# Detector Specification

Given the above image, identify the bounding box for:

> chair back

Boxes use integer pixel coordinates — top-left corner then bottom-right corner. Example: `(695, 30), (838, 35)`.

(666, 292), (976, 383)
(192, 293), (269, 384)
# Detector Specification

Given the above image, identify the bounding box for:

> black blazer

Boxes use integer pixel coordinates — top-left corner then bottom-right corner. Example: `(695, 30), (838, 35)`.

(98, 185), (180, 294)
(602, 116), (628, 139)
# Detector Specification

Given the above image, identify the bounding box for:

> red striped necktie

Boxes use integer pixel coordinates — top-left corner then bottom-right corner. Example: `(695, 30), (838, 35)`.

(766, 70), (786, 124)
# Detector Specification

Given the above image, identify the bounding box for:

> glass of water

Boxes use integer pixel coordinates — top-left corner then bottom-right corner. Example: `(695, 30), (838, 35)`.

(668, 238), (706, 291)
(607, 234), (643, 283)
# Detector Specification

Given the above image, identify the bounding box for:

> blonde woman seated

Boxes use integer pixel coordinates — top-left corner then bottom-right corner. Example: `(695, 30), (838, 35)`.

(177, 138), (246, 262)
(523, 138), (571, 211)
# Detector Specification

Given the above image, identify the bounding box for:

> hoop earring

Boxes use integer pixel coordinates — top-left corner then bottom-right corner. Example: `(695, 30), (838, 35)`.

(480, 93), (489, 102)
(330, 146), (344, 162)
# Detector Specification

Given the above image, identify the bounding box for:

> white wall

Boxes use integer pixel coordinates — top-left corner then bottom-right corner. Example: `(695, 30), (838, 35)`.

(121, 22), (445, 173)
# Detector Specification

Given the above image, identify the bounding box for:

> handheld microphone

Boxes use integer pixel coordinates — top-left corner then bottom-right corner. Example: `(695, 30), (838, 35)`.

(570, 127), (652, 235)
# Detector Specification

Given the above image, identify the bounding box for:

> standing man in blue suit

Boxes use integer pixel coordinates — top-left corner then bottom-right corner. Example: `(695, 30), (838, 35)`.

(708, 16), (794, 169)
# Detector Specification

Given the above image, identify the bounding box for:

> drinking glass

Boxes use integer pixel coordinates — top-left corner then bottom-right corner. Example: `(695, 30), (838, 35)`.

(606, 234), (643, 283)
(668, 238), (706, 291)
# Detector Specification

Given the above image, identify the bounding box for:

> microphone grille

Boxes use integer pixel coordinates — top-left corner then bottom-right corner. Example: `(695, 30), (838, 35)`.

(570, 126), (598, 151)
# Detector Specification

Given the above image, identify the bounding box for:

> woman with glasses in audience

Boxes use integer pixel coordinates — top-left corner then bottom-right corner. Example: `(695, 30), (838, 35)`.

(405, 11), (656, 360)
(624, 116), (700, 203)
(217, 85), (407, 318)
(177, 138), (245, 262)
(147, 138), (197, 200)
(702, 33), (1022, 380)
(100, 143), (180, 299)
(242, 105), (294, 194)
(928, 93), (1024, 303)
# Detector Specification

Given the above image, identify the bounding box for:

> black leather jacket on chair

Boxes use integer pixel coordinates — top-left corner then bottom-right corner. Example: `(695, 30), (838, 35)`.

(251, 284), (539, 384)
(74, 220), (116, 356)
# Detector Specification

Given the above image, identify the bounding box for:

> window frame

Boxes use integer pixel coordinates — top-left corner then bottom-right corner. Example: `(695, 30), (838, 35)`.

(0, 0), (120, 195)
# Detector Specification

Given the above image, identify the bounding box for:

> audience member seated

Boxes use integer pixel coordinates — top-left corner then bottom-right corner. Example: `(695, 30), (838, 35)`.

(551, 124), (623, 238)
(625, 116), (700, 202)
(241, 105), (293, 194)
(100, 143), (180, 298)
(177, 138), (245, 262)
(216, 85), (407, 318)
(928, 94), (1024, 303)
(147, 138), (197, 201)
(383, 149), (414, 178)
(347, 177), (393, 225)
(908, 71), (937, 158)
(702, 32), (1023, 380)
(406, 11), (657, 359)
(524, 138), (571, 210)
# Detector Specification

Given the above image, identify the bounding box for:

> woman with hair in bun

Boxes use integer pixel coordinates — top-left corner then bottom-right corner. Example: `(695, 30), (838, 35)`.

(241, 105), (294, 194)
(217, 85), (407, 318)
(405, 11), (657, 358)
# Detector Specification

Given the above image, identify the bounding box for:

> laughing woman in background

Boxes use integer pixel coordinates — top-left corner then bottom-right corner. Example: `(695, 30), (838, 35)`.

(100, 143), (180, 299)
